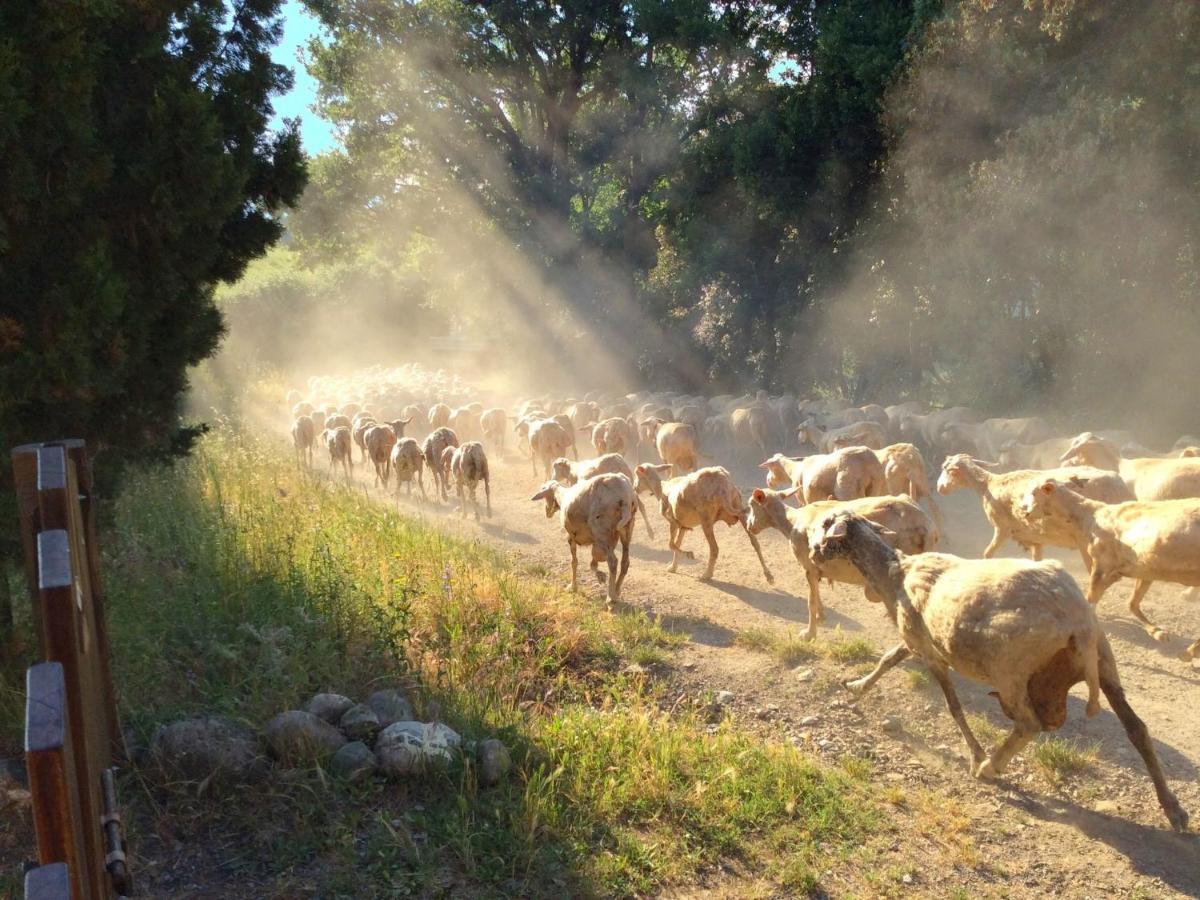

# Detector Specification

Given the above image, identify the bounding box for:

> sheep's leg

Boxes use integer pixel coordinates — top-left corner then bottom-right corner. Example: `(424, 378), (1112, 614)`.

(1127, 578), (1168, 642)
(667, 524), (682, 573)
(635, 495), (656, 540)
(1030, 544), (1043, 562)
(1078, 546), (1093, 572)
(803, 568), (824, 639)
(603, 541), (619, 604)
(981, 528), (1005, 558)
(741, 520), (774, 585)
(844, 643), (910, 697)
(698, 521), (719, 582)
(484, 476), (491, 518)
(1183, 635), (1200, 660)
(929, 665), (988, 770)
(567, 541), (579, 593)
(977, 706), (1038, 779)
(1098, 638), (1188, 832)
(590, 542), (607, 585)
(471, 483), (481, 522)
(614, 525), (632, 597)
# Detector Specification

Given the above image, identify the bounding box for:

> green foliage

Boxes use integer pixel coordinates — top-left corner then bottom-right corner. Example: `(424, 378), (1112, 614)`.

(0, 0), (307, 555)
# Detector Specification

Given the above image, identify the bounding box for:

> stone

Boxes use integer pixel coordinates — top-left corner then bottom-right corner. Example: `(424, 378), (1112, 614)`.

(338, 704), (381, 743)
(881, 716), (903, 733)
(477, 739), (511, 787)
(264, 710), (347, 764)
(330, 742), (377, 782)
(150, 716), (267, 783)
(305, 693), (356, 724)
(713, 690), (735, 706)
(366, 690), (415, 728)
(1, 757), (30, 804)
(1094, 799), (1120, 814)
(800, 715), (820, 726)
(375, 721), (462, 777)
(794, 668), (814, 682)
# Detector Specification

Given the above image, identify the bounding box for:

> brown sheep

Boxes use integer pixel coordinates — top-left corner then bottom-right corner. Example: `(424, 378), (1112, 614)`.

(390, 437), (426, 500)
(291, 415), (315, 467)
(450, 442), (491, 521)
(634, 464), (773, 585)
(551, 454), (656, 539)
(324, 426), (353, 479)
(422, 427), (460, 501)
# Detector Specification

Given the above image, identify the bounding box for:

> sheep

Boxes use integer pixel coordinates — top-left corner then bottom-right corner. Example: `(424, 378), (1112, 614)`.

(291, 415), (315, 467)
(633, 464), (773, 585)
(422, 427), (460, 501)
(808, 510), (1188, 833)
(655, 422), (700, 476)
(746, 489), (937, 638)
(896, 406), (978, 455)
(935, 454), (1133, 567)
(324, 413), (351, 432)
(938, 417), (1054, 460)
(526, 418), (574, 478)
(390, 437), (427, 500)
(530, 473), (636, 605)
(675, 404), (707, 430)
(480, 407), (508, 455)
(568, 401), (600, 431)
(341, 402), (361, 419)
(858, 442), (942, 527)
(351, 416), (377, 463)
(292, 401), (314, 419)
(449, 406), (482, 442)
(729, 406), (774, 460)
(996, 436), (1075, 471)
(309, 409), (327, 437)
(450, 441), (491, 521)
(798, 418), (888, 453)
(758, 448), (886, 505)
(551, 413), (580, 459)
(428, 403), (452, 430)
(1020, 478), (1200, 658)
(324, 426), (353, 479)
(551, 454), (656, 539)
(1060, 433), (1200, 500)
(590, 416), (638, 459)
(364, 423), (400, 488)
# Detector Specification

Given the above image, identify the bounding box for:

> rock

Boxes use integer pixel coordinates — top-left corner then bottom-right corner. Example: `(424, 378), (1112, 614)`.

(366, 690), (415, 728)
(264, 710), (347, 764)
(794, 668), (814, 682)
(902, 873), (914, 885)
(713, 690), (735, 706)
(477, 739), (511, 786)
(305, 693), (355, 724)
(623, 662), (646, 675)
(339, 704), (381, 743)
(1094, 799), (1120, 814)
(800, 715), (820, 726)
(150, 716), (267, 783)
(375, 721), (461, 777)
(330, 742), (377, 782)
(880, 716), (903, 733)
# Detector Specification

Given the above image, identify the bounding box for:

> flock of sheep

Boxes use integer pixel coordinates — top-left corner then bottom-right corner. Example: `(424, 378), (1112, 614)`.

(285, 363), (1196, 833)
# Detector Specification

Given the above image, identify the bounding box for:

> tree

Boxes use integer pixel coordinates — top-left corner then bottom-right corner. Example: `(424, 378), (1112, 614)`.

(0, 0), (307, 628)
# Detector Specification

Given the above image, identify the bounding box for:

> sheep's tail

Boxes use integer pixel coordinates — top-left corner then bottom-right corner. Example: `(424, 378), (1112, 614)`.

(1082, 629), (1101, 717)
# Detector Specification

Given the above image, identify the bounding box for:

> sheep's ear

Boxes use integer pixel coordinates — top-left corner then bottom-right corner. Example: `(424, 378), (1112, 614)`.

(1040, 481), (1056, 494)
(824, 517), (849, 539)
(635, 464), (647, 474)
(1067, 475), (1086, 487)
(530, 486), (553, 501)
(867, 521), (899, 540)
(780, 486), (799, 498)
(974, 459), (1000, 470)
(400, 417), (412, 425)
(751, 488), (766, 503)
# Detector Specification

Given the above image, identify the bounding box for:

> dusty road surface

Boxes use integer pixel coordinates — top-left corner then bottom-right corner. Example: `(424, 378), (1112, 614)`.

(337, 442), (1200, 897)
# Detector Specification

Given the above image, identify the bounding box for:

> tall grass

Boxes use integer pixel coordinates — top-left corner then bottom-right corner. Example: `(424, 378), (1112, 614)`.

(4, 430), (879, 897)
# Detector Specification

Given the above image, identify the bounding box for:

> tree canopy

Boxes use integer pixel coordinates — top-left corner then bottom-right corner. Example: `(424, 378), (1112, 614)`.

(0, 0), (307, 583)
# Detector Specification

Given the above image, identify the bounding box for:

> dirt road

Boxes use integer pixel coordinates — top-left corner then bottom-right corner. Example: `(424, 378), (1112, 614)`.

(348, 445), (1200, 897)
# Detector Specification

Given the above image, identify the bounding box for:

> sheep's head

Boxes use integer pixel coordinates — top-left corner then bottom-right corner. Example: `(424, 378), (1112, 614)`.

(936, 454), (974, 495)
(1019, 476), (1085, 521)
(811, 512), (894, 563)
(389, 418), (411, 437)
(633, 463), (669, 496)
(1059, 432), (1118, 469)
(757, 454), (791, 490)
(550, 458), (574, 484)
(746, 487), (796, 534)
(530, 481), (563, 517)
(796, 419), (817, 445)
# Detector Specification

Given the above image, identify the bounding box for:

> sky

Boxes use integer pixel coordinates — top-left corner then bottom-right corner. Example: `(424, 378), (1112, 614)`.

(270, 0), (338, 155)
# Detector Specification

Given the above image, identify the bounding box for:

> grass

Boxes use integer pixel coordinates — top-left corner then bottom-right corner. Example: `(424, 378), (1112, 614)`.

(735, 625), (880, 668)
(1, 428), (878, 898)
(1032, 736), (1099, 784)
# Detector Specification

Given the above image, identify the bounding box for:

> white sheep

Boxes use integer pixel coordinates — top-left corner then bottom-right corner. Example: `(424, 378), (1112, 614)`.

(634, 464), (773, 585)
(530, 473), (636, 604)
(1060, 432), (1200, 500)
(1020, 478), (1200, 658)
(422, 427), (459, 501)
(809, 510), (1188, 833)
(390, 437), (426, 500)
(759, 448), (885, 504)
(291, 415), (315, 467)
(551, 454), (656, 539)
(746, 488), (938, 638)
